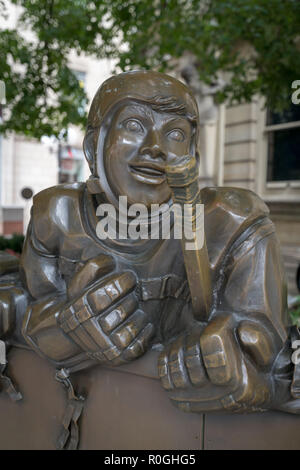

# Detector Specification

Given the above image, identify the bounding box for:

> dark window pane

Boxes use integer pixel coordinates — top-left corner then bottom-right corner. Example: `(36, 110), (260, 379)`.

(267, 127), (300, 181)
(267, 103), (300, 126)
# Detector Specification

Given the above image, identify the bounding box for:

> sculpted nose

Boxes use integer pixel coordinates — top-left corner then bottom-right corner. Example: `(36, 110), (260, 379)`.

(140, 129), (166, 160)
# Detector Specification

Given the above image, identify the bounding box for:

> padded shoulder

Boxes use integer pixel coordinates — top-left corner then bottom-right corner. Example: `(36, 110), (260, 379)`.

(201, 186), (269, 220)
(202, 187), (270, 269)
(31, 183), (86, 252)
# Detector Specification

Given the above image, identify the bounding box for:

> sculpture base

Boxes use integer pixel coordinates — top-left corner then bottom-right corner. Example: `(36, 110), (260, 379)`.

(0, 348), (299, 450)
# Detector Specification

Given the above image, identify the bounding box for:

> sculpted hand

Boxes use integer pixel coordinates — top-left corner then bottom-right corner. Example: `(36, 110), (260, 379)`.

(158, 314), (274, 413)
(57, 255), (154, 366)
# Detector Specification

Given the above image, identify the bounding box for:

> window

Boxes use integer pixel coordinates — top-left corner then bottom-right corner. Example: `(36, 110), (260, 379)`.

(73, 70), (87, 117)
(266, 103), (300, 183)
(74, 70), (86, 89)
(58, 144), (85, 184)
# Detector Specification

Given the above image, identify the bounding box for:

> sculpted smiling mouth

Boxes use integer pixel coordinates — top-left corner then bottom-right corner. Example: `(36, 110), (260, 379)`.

(129, 162), (166, 184)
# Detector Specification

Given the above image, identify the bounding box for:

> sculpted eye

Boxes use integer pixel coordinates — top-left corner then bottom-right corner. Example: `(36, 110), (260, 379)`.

(167, 129), (185, 142)
(124, 119), (144, 134)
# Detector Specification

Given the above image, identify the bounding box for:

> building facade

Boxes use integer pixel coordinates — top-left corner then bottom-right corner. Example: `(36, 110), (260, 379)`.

(221, 99), (300, 296)
(0, 51), (114, 234)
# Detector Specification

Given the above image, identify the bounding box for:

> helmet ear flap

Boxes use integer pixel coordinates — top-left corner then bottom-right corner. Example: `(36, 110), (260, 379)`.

(83, 126), (96, 175)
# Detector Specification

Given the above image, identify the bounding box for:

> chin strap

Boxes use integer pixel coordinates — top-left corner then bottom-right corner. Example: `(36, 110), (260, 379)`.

(137, 274), (191, 302)
(86, 175), (103, 194)
(55, 368), (85, 450)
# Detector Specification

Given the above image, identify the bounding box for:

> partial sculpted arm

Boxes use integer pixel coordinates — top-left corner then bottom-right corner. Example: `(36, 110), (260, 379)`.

(4, 216), (154, 372)
(158, 225), (291, 413)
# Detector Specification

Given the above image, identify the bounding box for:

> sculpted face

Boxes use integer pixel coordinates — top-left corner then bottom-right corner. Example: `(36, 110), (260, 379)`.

(102, 101), (193, 207)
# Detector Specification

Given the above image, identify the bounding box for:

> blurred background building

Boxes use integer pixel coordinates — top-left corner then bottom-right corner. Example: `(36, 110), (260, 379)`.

(0, 2), (299, 296)
(0, 35), (114, 235)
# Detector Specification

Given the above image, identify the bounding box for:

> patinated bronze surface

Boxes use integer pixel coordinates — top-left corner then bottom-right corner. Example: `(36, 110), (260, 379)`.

(0, 70), (300, 449)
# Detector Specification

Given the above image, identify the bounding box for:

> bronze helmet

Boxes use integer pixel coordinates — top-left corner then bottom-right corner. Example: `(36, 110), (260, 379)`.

(83, 70), (200, 198)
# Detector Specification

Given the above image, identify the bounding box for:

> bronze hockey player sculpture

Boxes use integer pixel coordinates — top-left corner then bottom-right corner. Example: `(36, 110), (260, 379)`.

(0, 71), (300, 449)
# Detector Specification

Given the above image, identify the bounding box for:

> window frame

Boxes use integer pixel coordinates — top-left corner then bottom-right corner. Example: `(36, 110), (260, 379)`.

(257, 98), (300, 201)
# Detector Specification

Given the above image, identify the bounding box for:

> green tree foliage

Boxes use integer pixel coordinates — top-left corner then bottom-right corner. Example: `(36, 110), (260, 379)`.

(0, 233), (24, 253)
(0, 0), (300, 139)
